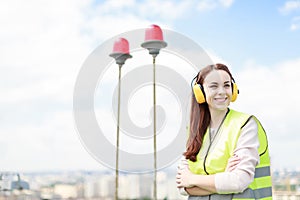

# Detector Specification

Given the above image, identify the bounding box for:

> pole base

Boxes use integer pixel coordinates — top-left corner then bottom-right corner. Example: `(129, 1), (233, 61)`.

(141, 40), (167, 57)
(109, 53), (132, 65)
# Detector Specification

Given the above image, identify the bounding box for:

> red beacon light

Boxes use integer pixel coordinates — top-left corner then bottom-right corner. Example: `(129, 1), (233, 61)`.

(112, 37), (130, 54)
(145, 24), (164, 41)
(109, 37), (132, 65)
(141, 24), (167, 57)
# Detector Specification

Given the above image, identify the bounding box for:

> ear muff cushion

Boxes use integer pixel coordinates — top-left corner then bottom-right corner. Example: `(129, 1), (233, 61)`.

(193, 84), (206, 104)
(231, 83), (238, 102)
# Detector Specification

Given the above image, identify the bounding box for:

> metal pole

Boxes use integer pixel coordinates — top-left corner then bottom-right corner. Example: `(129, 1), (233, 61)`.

(115, 64), (122, 200)
(153, 56), (157, 200)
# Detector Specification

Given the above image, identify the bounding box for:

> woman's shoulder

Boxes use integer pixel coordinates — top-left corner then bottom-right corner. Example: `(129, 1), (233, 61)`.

(228, 108), (253, 119)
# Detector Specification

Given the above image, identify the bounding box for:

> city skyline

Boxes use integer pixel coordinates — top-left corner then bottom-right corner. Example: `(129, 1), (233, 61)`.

(2, 168), (300, 200)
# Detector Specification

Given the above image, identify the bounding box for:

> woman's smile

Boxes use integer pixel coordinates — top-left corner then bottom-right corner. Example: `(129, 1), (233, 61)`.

(214, 97), (228, 103)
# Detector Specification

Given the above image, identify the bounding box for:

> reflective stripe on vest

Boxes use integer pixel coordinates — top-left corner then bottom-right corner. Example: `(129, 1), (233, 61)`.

(232, 166), (272, 199)
(254, 166), (271, 178)
(233, 187), (272, 199)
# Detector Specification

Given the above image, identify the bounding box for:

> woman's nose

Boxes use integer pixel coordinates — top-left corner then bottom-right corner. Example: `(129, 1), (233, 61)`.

(217, 86), (226, 94)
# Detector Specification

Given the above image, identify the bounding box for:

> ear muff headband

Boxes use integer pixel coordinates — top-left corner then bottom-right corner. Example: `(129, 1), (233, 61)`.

(192, 75), (239, 104)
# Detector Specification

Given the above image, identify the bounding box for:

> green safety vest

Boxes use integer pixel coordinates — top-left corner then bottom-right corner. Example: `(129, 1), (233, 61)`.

(188, 109), (272, 200)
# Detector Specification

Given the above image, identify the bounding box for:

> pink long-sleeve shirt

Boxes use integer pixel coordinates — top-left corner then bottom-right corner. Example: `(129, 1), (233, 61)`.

(214, 117), (259, 193)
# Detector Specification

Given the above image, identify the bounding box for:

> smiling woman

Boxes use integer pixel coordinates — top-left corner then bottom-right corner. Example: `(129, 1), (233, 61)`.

(176, 63), (273, 200)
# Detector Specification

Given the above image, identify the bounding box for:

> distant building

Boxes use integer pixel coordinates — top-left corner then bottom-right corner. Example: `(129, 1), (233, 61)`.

(54, 184), (77, 199)
(119, 174), (140, 199)
(139, 174), (153, 199)
(274, 191), (300, 200)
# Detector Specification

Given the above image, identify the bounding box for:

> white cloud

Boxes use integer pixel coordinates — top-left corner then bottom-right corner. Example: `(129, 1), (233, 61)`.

(197, 0), (234, 11)
(233, 59), (300, 128)
(98, 0), (136, 11)
(204, 49), (232, 66)
(137, 0), (193, 20)
(279, 0), (300, 14)
(0, 110), (105, 171)
(219, 0), (234, 8)
(290, 16), (300, 30)
(91, 0), (194, 26)
(278, 1), (300, 31)
(230, 58), (300, 169)
(96, 0), (233, 17)
(197, 0), (218, 11)
(291, 23), (299, 30)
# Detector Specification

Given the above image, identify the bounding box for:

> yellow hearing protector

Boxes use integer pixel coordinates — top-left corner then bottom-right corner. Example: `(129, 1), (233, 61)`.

(192, 76), (239, 104)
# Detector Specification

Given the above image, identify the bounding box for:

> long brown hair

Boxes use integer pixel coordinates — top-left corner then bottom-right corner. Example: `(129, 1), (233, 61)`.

(184, 63), (234, 162)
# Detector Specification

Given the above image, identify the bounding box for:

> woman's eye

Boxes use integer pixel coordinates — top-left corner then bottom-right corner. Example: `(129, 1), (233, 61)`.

(209, 85), (217, 88)
(224, 84), (231, 88)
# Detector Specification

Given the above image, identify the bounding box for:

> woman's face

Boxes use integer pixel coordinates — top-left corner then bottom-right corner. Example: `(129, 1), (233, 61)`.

(202, 69), (232, 111)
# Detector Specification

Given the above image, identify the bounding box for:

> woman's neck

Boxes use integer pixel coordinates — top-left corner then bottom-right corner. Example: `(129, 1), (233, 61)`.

(209, 108), (229, 129)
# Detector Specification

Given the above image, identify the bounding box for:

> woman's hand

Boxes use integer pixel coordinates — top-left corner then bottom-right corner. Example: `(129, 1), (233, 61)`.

(176, 168), (194, 188)
(185, 186), (213, 196)
(226, 154), (241, 172)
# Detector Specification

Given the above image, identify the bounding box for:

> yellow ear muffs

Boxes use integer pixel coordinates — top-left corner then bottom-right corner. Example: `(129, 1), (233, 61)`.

(231, 82), (239, 102)
(193, 84), (206, 104)
(192, 74), (239, 104)
(193, 82), (239, 103)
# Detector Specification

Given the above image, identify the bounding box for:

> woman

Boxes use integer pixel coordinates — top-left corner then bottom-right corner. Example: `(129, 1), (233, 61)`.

(176, 64), (272, 200)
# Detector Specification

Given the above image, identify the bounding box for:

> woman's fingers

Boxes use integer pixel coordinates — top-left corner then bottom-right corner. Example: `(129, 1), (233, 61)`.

(226, 155), (241, 172)
(176, 170), (182, 187)
(176, 174), (182, 187)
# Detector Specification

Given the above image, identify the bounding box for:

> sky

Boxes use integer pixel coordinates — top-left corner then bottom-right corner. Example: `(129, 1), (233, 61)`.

(1, 0), (300, 173)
